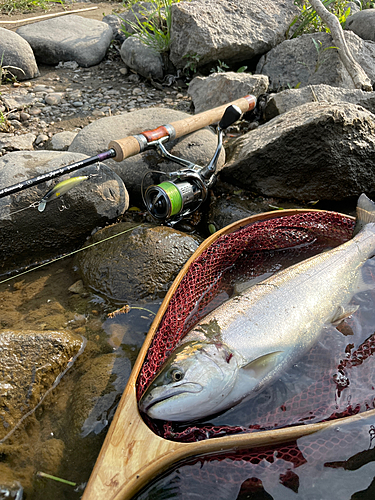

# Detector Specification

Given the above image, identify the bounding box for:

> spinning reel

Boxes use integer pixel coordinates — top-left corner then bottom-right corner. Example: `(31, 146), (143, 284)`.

(142, 104), (243, 224)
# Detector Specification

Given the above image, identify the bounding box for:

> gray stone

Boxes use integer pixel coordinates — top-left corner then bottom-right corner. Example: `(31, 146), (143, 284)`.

(169, 0), (299, 69)
(16, 15), (113, 68)
(0, 151), (129, 273)
(118, 2), (155, 36)
(188, 72), (269, 113)
(50, 131), (77, 151)
(120, 35), (164, 81)
(0, 88), (37, 111)
(208, 195), (260, 231)
(222, 102), (375, 201)
(102, 14), (127, 43)
(265, 84), (375, 120)
(256, 31), (375, 91)
(0, 132), (36, 151)
(45, 92), (64, 106)
(35, 133), (48, 145)
(345, 9), (375, 42)
(76, 223), (201, 303)
(0, 28), (39, 81)
(0, 330), (84, 441)
(68, 108), (225, 206)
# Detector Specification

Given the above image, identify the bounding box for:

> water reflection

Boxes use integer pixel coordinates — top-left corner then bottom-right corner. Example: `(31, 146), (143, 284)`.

(134, 413), (375, 500)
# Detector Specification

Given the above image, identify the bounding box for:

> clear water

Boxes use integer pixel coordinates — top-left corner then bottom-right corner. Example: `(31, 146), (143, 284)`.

(0, 257), (159, 499)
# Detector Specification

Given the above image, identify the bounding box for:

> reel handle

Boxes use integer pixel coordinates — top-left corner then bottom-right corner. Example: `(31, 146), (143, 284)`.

(219, 105), (243, 130)
(108, 95), (256, 161)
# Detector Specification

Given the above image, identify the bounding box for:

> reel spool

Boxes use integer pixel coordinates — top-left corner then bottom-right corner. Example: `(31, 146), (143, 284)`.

(142, 105), (243, 223)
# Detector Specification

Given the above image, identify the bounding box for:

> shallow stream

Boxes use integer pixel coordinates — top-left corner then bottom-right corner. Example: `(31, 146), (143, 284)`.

(0, 256), (159, 499)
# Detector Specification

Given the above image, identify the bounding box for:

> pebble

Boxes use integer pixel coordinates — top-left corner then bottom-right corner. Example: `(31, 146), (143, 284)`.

(35, 133), (49, 145)
(0, 57), (191, 155)
(45, 93), (64, 105)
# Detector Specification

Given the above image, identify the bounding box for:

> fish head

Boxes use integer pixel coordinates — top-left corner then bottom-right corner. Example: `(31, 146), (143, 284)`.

(139, 340), (239, 422)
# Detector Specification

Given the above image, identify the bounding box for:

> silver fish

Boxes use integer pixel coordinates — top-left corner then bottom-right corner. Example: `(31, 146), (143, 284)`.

(140, 194), (375, 422)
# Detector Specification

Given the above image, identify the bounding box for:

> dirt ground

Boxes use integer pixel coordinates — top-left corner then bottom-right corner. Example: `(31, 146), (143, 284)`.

(0, 1), (124, 28)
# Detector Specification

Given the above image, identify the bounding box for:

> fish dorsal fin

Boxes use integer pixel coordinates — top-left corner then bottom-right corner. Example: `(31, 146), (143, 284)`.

(241, 351), (283, 377)
(353, 193), (375, 236)
(330, 304), (359, 326)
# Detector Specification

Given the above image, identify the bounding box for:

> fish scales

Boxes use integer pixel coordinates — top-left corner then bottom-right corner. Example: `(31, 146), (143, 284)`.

(187, 228), (375, 364)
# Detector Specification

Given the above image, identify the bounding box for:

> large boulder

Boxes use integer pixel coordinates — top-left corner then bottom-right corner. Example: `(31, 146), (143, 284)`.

(120, 35), (164, 80)
(68, 108), (225, 206)
(16, 15), (113, 67)
(265, 84), (375, 120)
(76, 222), (201, 303)
(0, 151), (129, 273)
(0, 329), (84, 442)
(188, 72), (269, 113)
(256, 31), (375, 91)
(345, 9), (375, 42)
(221, 102), (375, 202)
(169, 0), (299, 69)
(0, 28), (39, 81)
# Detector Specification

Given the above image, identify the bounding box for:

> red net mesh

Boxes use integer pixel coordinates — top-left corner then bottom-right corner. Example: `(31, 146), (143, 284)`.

(135, 210), (375, 442)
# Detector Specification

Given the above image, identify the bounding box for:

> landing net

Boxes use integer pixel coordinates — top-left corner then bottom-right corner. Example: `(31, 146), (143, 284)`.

(136, 210), (375, 442)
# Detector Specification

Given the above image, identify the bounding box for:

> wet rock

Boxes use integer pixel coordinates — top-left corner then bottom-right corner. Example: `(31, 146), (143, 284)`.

(16, 15), (113, 68)
(120, 35), (164, 81)
(209, 195), (260, 230)
(222, 102), (375, 202)
(0, 151), (129, 273)
(345, 9), (375, 42)
(34, 438), (65, 475)
(0, 475), (23, 500)
(256, 31), (375, 91)
(169, 0), (299, 69)
(188, 72), (269, 113)
(69, 353), (131, 437)
(265, 84), (375, 120)
(76, 222), (201, 303)
(0, 28), (39, 81)
(0, 330), (84, 442)
(49, 131), (77, 151)
(68, 108), (224, 206)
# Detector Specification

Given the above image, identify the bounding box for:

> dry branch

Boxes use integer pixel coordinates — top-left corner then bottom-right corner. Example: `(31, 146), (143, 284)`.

(309, 0), (372, 91)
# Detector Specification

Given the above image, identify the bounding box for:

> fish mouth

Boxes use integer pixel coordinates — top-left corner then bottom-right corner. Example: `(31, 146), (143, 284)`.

(140, 382), (202, 413)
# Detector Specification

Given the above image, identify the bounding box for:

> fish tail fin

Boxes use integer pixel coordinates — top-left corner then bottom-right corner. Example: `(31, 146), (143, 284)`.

(353, 193), (375, 236)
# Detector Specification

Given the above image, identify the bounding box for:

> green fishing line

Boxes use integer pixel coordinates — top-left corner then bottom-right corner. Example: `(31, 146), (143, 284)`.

(0, 224), (144, 286)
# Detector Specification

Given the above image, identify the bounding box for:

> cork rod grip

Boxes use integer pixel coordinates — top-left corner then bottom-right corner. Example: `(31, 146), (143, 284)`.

(170, 95), (256, 139)
(108, 95), (256, 162)
(108, 135), (142, 162)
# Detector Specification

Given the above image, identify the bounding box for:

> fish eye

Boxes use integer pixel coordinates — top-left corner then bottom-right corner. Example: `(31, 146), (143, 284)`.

(169, 368), (184, 382)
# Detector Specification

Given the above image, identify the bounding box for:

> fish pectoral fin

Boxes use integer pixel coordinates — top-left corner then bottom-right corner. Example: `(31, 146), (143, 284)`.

(241, 351), (283, 377)
(330, 304), (359, 326)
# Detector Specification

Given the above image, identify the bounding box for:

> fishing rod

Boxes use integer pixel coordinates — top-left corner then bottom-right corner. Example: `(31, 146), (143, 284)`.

(0, 95), (257, 220)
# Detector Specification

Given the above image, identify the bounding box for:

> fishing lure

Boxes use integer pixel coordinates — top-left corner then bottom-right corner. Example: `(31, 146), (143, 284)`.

(37, 175), (90, 212)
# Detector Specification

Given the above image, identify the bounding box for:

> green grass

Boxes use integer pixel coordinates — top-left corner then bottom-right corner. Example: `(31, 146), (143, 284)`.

(0, 0), (62, 15)
(120, 0), (182, 54)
